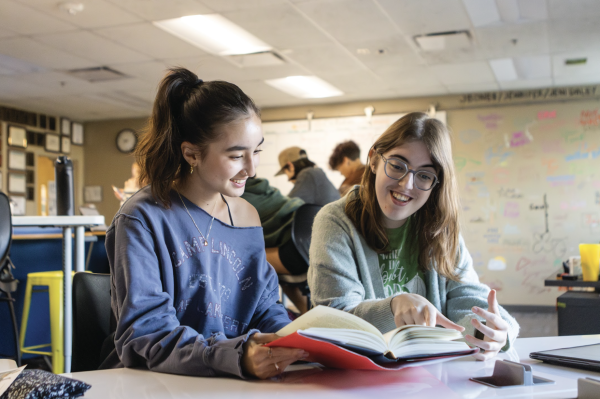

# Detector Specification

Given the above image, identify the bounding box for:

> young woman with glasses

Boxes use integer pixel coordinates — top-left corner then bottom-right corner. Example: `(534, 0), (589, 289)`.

(308, 112), (519, 360)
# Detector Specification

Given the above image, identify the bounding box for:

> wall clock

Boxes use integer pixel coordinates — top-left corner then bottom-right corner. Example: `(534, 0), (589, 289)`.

(116, 129), (138, 153)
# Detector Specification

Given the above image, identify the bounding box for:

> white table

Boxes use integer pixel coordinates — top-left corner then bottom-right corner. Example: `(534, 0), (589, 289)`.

(67, 335), (600, 398)
(13, 216), (105, 373)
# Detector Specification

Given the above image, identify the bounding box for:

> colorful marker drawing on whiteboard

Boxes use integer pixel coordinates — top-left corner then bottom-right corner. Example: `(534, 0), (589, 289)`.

(487, 257), (506, 271)
(510, 131), (530, 147)
(580, 109), (600, 128)
(537, 110), (556, 120)
(504, 202), (519, 218)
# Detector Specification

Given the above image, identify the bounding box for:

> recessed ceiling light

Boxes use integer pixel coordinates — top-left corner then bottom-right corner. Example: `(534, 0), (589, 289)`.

(153, 14), (271, 56)
(265, 76), (343, 99)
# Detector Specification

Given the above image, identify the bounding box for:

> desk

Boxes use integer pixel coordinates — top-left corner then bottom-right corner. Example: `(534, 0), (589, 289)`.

(67, 335), (600, 398)
(12, 216), (105, 373)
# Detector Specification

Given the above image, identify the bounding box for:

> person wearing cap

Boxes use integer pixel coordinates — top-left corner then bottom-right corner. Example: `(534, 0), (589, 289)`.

(328, 140), (366, 197)
(275, 146), (340, 206)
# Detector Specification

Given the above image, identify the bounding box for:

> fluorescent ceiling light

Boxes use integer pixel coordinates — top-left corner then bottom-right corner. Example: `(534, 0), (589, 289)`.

(514, 55), (551, 79)
(265, 76), (343, 98)
(489, 58), (518, 81)
(153, 14), (271, 56)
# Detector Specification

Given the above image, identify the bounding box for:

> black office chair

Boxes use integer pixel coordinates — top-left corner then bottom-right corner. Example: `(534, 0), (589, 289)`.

(0, 191), (21, 366)
(278, 204), (322, 311)
(72, 272), (112, 372)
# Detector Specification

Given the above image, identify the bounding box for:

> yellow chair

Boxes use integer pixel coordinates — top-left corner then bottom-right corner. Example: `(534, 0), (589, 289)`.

(19, 271), (76, 374)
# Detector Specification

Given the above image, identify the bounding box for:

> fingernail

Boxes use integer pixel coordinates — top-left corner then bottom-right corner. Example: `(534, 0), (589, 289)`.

(301, 351), (310, 359)
(472, 307), (478, 313)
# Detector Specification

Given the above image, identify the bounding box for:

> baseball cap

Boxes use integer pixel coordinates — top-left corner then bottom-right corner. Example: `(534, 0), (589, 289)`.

(274, 146), (308, 176)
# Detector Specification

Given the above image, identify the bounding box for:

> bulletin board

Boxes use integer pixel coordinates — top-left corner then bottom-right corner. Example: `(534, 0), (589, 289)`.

(260, 102), (600, 306)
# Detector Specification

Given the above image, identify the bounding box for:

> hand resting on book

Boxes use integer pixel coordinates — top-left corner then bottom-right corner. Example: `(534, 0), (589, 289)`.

(464, 290), (508, 361)
(391, 293), (465, 332)
(242, 333), (309, 379)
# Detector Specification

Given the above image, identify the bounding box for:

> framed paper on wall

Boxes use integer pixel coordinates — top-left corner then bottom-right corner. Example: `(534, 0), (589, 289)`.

(84, 186), (103, 203)
(72, 122), (84, 145)
(8, 173), (26, 194)
(61, 117), (71, 136)
(45, 134), (60, 153)
(61, 136), (71, 154)
(8, 149), (26, 170)
(8, 125), (27, 148)
(9, 195), (26, 216)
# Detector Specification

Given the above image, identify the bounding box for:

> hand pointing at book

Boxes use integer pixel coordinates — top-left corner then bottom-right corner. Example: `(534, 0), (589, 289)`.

(390, 293), (465, 332)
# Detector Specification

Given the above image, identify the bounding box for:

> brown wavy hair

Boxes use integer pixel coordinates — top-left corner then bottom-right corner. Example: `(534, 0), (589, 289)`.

(135, 67), (259, 208)
(345, 112), (461, 280)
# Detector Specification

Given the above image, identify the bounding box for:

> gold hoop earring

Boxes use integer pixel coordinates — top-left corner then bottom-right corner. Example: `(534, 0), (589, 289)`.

(190, 165), (194, 174)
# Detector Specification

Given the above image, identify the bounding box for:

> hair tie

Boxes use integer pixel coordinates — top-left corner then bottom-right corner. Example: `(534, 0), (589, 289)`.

(196, 78), (203, 85)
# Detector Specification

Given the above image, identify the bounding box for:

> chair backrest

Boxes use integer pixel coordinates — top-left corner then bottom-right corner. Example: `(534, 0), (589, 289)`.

(72, 272), (112, 372)
(290, 204), (323, 264)
(0, 192), (12, 267)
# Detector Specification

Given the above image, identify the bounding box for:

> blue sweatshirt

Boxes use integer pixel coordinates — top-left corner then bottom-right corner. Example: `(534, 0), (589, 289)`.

(102, 186), (290, 377)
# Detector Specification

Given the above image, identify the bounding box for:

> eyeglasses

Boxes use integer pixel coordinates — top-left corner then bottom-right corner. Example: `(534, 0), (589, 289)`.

(378, 153), (439, 191)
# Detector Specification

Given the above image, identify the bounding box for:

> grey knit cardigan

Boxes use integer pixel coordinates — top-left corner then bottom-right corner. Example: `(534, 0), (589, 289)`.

(307, 189), (519, 350)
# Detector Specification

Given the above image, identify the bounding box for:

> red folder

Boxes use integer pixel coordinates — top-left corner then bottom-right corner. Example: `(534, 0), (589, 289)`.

(266, 332), (479, 371)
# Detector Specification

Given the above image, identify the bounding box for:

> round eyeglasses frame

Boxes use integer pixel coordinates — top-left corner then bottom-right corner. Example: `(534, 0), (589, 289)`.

(378, 153), (439, 191)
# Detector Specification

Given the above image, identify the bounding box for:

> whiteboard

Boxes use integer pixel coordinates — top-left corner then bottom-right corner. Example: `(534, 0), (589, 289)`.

(258, 112), (446, 196)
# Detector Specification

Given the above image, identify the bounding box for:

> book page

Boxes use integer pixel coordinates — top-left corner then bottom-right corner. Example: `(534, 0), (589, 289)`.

(277, 305), (382, 337)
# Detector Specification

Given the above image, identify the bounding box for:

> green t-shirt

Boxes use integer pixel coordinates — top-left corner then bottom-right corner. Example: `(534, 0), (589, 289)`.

(378, 218), (426, 297)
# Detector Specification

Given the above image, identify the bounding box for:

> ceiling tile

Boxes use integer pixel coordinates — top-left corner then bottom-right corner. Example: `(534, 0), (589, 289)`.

(18, 0), (143, 29)
(222, 4), (334, 49)
(165, 55), (307, 83)
(430, 62), (496, 85)
(549, 18), (600, 53)
(0, 1), (76, 35)
(200, 0), (287, 12)
(375, 66), (445, 89)
(110, 61), (171, 83)
(0, 37), (96, 69)
(108, 0), (213, 21)
(474, 21), (549, 57)
(285, 43), (363, 75)
(377, 0), (472, 36)
(548, 0), (600, 20)
(95, 23), (209, 60)
(294, 0), (397, 44)
(552, 52), (600, 84)
(34, 31), (152, 65)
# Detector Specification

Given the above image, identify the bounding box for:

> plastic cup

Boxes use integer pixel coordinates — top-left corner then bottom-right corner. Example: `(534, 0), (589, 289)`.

(579, 244), (600, 282)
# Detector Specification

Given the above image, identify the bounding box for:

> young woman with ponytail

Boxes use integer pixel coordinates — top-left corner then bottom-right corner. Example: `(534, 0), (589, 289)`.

(308, 112), (519, 360)
(101, 68), (307, 379)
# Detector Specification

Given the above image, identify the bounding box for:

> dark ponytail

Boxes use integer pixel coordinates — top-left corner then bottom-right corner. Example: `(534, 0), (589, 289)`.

(136, 67), (260, 208)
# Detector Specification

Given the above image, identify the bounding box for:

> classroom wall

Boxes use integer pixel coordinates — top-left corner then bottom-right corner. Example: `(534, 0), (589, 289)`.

(82, 87), (600, 306)
(83, 118), (146, 222)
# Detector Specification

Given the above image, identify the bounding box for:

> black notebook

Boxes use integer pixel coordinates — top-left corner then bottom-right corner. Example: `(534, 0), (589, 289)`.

(530, 343), (600, 372)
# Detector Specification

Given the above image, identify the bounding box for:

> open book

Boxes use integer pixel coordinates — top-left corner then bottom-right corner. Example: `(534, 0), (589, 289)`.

(267, 306), (478, 370)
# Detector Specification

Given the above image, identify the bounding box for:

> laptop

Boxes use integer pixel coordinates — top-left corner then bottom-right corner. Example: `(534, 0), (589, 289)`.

(530, 343), (600, 372)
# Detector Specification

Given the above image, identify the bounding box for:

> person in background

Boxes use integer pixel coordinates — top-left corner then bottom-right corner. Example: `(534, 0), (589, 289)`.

(101, 67), (308, 379)
(113, 162), (143, 206)
(309, 112), (519, 360)
(328, 140), (366, 196)
(242, 177), (310, 314)
(275, 146), (340, 206)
